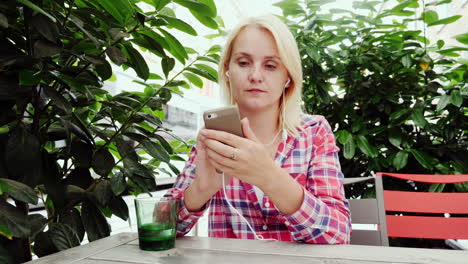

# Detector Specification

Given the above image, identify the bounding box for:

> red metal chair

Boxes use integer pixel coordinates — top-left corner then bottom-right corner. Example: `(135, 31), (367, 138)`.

(377, 172), (468, 242)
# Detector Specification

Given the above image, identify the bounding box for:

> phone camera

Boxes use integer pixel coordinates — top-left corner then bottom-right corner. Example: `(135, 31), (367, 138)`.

(207, 114), (212, 119)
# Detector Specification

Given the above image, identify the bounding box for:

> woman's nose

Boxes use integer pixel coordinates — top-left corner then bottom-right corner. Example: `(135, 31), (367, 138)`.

(248, 66), (263, 83)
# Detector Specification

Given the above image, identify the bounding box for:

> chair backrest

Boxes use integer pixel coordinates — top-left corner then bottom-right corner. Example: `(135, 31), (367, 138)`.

(377, 172), (468, 240)
(344, 176), (389, 246)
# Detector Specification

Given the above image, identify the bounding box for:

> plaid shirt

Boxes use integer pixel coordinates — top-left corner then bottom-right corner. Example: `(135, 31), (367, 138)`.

(168, 114), (351, 244)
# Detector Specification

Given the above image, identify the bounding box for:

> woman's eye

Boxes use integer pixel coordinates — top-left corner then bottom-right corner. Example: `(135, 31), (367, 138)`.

(265, 64), (277, 70)
(238, 61), (249, 66)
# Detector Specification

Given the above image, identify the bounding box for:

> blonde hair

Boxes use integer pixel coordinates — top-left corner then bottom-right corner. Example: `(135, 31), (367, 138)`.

(218, 15), (303, 137)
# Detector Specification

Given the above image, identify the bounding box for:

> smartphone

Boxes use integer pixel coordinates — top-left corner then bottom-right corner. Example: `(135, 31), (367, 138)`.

(203, 106), (244, 137)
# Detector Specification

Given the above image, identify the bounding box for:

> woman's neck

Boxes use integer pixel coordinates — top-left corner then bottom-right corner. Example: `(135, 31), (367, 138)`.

(239, 106), (281, 145)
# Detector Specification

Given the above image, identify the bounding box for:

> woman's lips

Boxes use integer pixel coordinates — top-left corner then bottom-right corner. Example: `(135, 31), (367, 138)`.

(246, 89), (266, 93)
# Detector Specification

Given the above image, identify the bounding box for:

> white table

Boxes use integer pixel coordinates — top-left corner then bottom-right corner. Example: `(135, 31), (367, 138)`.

(26, 232), (468, 264)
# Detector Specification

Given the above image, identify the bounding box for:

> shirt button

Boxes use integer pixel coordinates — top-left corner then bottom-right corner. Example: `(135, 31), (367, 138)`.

(265, 202), (270, 207)
(285, 221), (290, 226)
(262, 225), (268, 230)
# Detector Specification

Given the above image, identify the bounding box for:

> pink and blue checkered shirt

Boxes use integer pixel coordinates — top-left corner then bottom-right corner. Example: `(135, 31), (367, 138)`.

(168, 114), (351, 244)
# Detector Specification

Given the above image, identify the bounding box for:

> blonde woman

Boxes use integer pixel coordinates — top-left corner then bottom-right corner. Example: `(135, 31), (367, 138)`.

(167, 15), (351, 244)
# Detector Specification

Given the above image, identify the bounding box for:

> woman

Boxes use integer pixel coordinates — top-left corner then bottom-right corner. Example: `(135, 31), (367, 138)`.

(167, 15), (351, 244)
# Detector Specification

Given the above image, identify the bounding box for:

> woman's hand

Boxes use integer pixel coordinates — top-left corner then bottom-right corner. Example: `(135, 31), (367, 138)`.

(198, 118), (278, 190)
(184, 130), (233, 212)
(191, 131), (230, 195)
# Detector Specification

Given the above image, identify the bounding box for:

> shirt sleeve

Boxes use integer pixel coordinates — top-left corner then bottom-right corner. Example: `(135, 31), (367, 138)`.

(164, 143), (211, 237)
(281, 117), (351, 244)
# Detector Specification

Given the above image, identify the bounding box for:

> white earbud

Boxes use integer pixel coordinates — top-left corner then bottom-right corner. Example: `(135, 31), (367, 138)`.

(225, 71), (230, 78)
(284, 78), (291, 88)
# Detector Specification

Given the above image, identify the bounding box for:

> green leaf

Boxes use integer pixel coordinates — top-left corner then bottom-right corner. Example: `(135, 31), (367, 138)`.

(71, 139), (93, 168)
(198, 0), (217, 16)
(388, 129), (402, 148)
(153, 0), (171, 10)
(108, 196), (129, 221)
(141, 140), (170, 162)
(123, 44), (149, 80)
(96, 59), (113, 81)
(428, 183), (445, 192)
(31, 14), (60, 43)
(355, 135), (378, 158)
(454, 182), (468, 192)
(436, 94), (450, 111)
(197, 55), (219, 64)
(17, 0), (57, 23)
(19, 70), (40, 86)
(33, 40), (61, 58)
(207, 44), (222, 53)
(401, 54), (412, 68)
(92, 180), (114, 207)
(93, 0), (134, 25)
(422, 10), (438, 24)
(59, 208), (85, 242)
(92, 148), (115, 177)
(189, 10), (218, 29)
(194, 63), (218, 81)
(437, 39), (445, 49)
(48, 223), (80, 251)
(450, 89), (462, 107)
(335, 130), (352, 145)
(425, 0), (451, 6)
(343, 137), (356, 159)
(0, 179), (38, 205)
(110, 172), (126, 196)
(454, 33), (468, 45)
(0, 200), (30, 238)
(183, 72), (203, 88)
(160, 15), (197, 36)
(168, 162), (180, 175)
(116, 138), (139, 167)
(33, 231), (58, 257)
(389, 108), (410, 121)
(106, 46), (127, 65)
(28, 214), (47, 239)
(409, 149), (436, 169)
(428, 15), (462, 27)
(173, 0), (216, 17)
(162, 57), (175, 78)
(81, 201), (111, 242)
(5, 127), (43, 187)
(411, 109), (427, 128)
(0, 13), (8, 28)
(44, 86), (72, 114)
(149, 73), (163, 80)
(159, 28), (188, 64)
(393, 151), (408, 170)
(153, 134), (173, 154)
(186, 67), (217, 82)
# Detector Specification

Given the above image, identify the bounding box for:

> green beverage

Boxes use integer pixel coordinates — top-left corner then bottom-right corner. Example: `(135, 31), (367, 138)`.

(138, 223), (176, 251)
(135, 197), (179, 251)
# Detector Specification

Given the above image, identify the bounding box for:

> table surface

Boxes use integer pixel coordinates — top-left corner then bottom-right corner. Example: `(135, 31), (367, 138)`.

(26, 232), (468, 264)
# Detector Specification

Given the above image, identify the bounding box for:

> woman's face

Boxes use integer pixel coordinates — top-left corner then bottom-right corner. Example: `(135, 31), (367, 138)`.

(227, 25), (289, 113)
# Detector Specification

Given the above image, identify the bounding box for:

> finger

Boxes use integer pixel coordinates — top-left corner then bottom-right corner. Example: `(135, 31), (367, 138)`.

(208, 157), (232, 175)
(200, 128), (244, 148)
(241, 117), (260, 143)
(203, 138), (234, 158)
(205, 147), (236, 170)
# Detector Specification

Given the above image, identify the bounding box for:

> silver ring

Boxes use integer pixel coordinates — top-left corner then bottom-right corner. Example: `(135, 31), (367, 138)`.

(230, 148), (238, 160)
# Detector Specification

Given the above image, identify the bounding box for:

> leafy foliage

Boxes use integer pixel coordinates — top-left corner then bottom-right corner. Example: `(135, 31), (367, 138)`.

(277, 0), (467, 188)
(277, 0), (467, 248)
(0, 0), (221, 261)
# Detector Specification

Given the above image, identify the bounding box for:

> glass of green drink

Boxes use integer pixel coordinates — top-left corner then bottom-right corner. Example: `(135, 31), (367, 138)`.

(134, 196), (179, 251)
